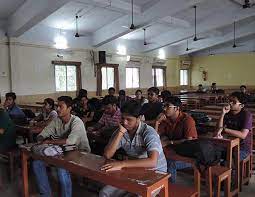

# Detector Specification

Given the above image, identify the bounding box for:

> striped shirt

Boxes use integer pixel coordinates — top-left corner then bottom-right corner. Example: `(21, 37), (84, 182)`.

(110, 121), (167, 172)
(38, 115), (91, 152)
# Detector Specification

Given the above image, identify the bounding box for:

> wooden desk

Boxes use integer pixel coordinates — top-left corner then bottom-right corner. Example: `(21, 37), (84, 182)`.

(16, 124), (45, 143)
(21, 147), (170, 197)
(163, 147), (201, 197)
(19, 103), (43, 113)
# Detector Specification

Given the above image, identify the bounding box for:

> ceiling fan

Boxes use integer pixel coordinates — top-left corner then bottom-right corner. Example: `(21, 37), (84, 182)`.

(143, 28), (155, 45)
(229, 0), (255, 8)
(74, 15), (89, 38)
(130, 0), (135, 30)
(232, 21), (245, 48)
(193, 5), (206, 41)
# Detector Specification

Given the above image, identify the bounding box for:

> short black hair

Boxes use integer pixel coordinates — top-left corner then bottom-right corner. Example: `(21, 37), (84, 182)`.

(198, 84), (203, 87)
(161, 90), (172, 100)
(102, 95), (118, 105)
(147, 87), (160, 95)
(164, 96), (182, 107)
(5, 92), (16, 100)
(135, 89), (142, 94)
(57, 96), (73, 108)
(108, 87), (115, 92)
(44, 98), (55, 110)
(212, 83), (216, 86)
(119, 89), (126, 96)
(77, 89), (87, 99)
(230, 91), (247, 104)
(121, 100), (141, 118)
(240, 85), (246, 89)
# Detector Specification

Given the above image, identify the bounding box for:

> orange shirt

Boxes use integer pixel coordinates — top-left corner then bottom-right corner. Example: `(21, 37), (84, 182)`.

(158, 112), (197, 140)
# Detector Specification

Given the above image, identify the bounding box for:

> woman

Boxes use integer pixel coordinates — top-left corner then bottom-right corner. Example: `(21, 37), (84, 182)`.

(35, 98), (57, 124)
(134, 89), (148, 106)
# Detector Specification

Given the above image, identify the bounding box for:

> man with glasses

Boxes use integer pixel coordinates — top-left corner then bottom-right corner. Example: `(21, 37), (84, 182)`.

(155, 96), (197, 183)
(214, 92), (252, 161)
(139, 87), (163, 126)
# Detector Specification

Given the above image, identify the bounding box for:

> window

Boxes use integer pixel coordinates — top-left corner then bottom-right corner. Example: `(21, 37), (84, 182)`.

(152, 66), (166, 87)
(102, 67), (114, 90)
(126, 67), (139, 88)
(180, 69), (189, 86)
(52, 61), (81, 92)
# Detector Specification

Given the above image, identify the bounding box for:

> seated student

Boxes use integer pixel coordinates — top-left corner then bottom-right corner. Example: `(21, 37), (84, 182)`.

(72, 89), (88, 112)
(34, 98), (57, 124)
(33, 96), (91, 197)
(139, 87), (163, 126)
(99, 100), (167, 197)
(160, 90), (172, 102)
(87, 95), (121, 135)
(4, 92), (26, 123)
(117, 89), (131, 108)
(240, 85), (250, 102)
(210, 82), (217, 94)
(196, 84), (206, 93)
(214, 92), (252, 161)
(108, 87), (116, 96)
(155, 96), (197, 183)
(0, 109), (16, 152)
(134, 89), (148, 106)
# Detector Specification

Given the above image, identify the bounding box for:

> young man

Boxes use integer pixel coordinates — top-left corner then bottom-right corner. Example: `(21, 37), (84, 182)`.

(240, 85), (250, 103)
(108, 87), (116, 96)
(139, 87), (163, 126)
(214, 92), (252, 161)
(33, 96), (91, 197)
(4, 92), (26, 123)
(155, 96), (197, 183)
(99, 100), (167, 197)
(210, 82), (217, 94)
(196, 84), (205, 93)
(87, 95), (121, 134)
(117, 89), (131, 108)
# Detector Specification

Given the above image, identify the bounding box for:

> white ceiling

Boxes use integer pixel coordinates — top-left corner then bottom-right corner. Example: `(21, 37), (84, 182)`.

(1, 0), (255, 58)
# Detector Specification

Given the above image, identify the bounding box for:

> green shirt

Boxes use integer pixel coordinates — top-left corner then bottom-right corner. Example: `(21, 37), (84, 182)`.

(0, 109), (16, 151)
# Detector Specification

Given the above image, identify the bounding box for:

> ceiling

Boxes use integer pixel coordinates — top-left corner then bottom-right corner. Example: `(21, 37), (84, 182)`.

(1, 0), (255, 58)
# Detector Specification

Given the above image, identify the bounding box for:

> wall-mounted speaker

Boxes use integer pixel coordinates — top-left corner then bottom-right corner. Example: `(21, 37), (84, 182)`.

(99, 51), (106, 64)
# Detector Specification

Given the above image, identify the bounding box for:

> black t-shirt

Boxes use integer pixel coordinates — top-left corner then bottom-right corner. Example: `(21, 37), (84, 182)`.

(140, 102), (163, 121)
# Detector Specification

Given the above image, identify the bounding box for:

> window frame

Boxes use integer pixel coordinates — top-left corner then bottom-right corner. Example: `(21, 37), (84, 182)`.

(125, 67), (140, 89)
(52, 61), (81, 93)
(152, 66), (166, 87)
(179, 69), (189, 86)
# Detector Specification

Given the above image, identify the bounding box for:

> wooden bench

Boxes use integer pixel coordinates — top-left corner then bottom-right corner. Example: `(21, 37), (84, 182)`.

(169, 183), (198, 197)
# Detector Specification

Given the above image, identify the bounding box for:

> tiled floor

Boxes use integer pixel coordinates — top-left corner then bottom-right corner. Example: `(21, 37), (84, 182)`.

(0, 163), (254, 197)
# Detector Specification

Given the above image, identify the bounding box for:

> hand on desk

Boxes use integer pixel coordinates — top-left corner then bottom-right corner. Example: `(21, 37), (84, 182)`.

(100, 161), (124, 172)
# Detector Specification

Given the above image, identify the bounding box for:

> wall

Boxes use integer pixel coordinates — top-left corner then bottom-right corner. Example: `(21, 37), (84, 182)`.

(0, 42), (10, 96)
(191, 53), (255, 90)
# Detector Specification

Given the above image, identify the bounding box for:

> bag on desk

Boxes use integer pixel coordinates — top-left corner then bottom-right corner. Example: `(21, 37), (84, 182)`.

(31, 144), (77, 157)
(171, 139), (226, 172)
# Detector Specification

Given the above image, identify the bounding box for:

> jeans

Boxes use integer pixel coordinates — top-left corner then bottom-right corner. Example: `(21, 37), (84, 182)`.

(167, 159), (192, 183)
(32, 160), (72, 197)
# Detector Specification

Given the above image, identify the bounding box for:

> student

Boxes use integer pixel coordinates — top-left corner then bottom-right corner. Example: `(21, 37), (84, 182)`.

(117, 89), (131, 108)
(99, 100), (167, 197)
(155, 96), (197, 183)
(134, 89), (148, 106)
(214, 92), (252, 161)
(0, 109), (16, 152)
(240, 85), (250, 103)
(160, 90), (172, 102)
(33, 96), (91, 197)
(72, 89), (88, 114)
(210, 82), (217, 94)
(34, 98), (57, 124)
(139, 87), (163, 126)
(87, 95), (121, 134)
(196, 84), (205, 93)
(4, 92), (26, 123)
(108, 87), (116, 96)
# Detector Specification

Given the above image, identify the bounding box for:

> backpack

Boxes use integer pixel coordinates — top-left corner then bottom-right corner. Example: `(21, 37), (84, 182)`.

(188, 111), (211, 124)
(171, 139), (226, 172)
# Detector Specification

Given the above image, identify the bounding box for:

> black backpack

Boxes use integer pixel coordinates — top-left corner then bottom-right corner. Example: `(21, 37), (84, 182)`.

(172, 139), (226, 172)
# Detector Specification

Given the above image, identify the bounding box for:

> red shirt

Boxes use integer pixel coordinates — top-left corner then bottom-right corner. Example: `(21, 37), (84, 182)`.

(158, 112), (197, 140)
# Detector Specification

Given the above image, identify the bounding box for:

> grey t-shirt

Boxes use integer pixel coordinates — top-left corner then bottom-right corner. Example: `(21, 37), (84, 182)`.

(38, 115), (91, 152)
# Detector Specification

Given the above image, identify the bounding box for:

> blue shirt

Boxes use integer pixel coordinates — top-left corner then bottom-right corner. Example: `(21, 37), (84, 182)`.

(110, 121), (167, 172)
(6, 104), (26, 122)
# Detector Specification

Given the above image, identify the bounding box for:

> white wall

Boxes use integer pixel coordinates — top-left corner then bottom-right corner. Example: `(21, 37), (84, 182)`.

(0, 42), (10, 95)
(2, 41), (158, 96)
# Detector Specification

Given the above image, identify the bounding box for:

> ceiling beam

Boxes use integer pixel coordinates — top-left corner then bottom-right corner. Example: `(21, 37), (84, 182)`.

(7, 0), (71, 37)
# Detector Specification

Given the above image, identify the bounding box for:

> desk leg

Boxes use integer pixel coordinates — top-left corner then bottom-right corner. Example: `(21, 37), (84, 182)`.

(158, 179), (169, 197)
(194, 168), (201, 197)
(22, 151), (29, 197)
(233, 145), (240, 196)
